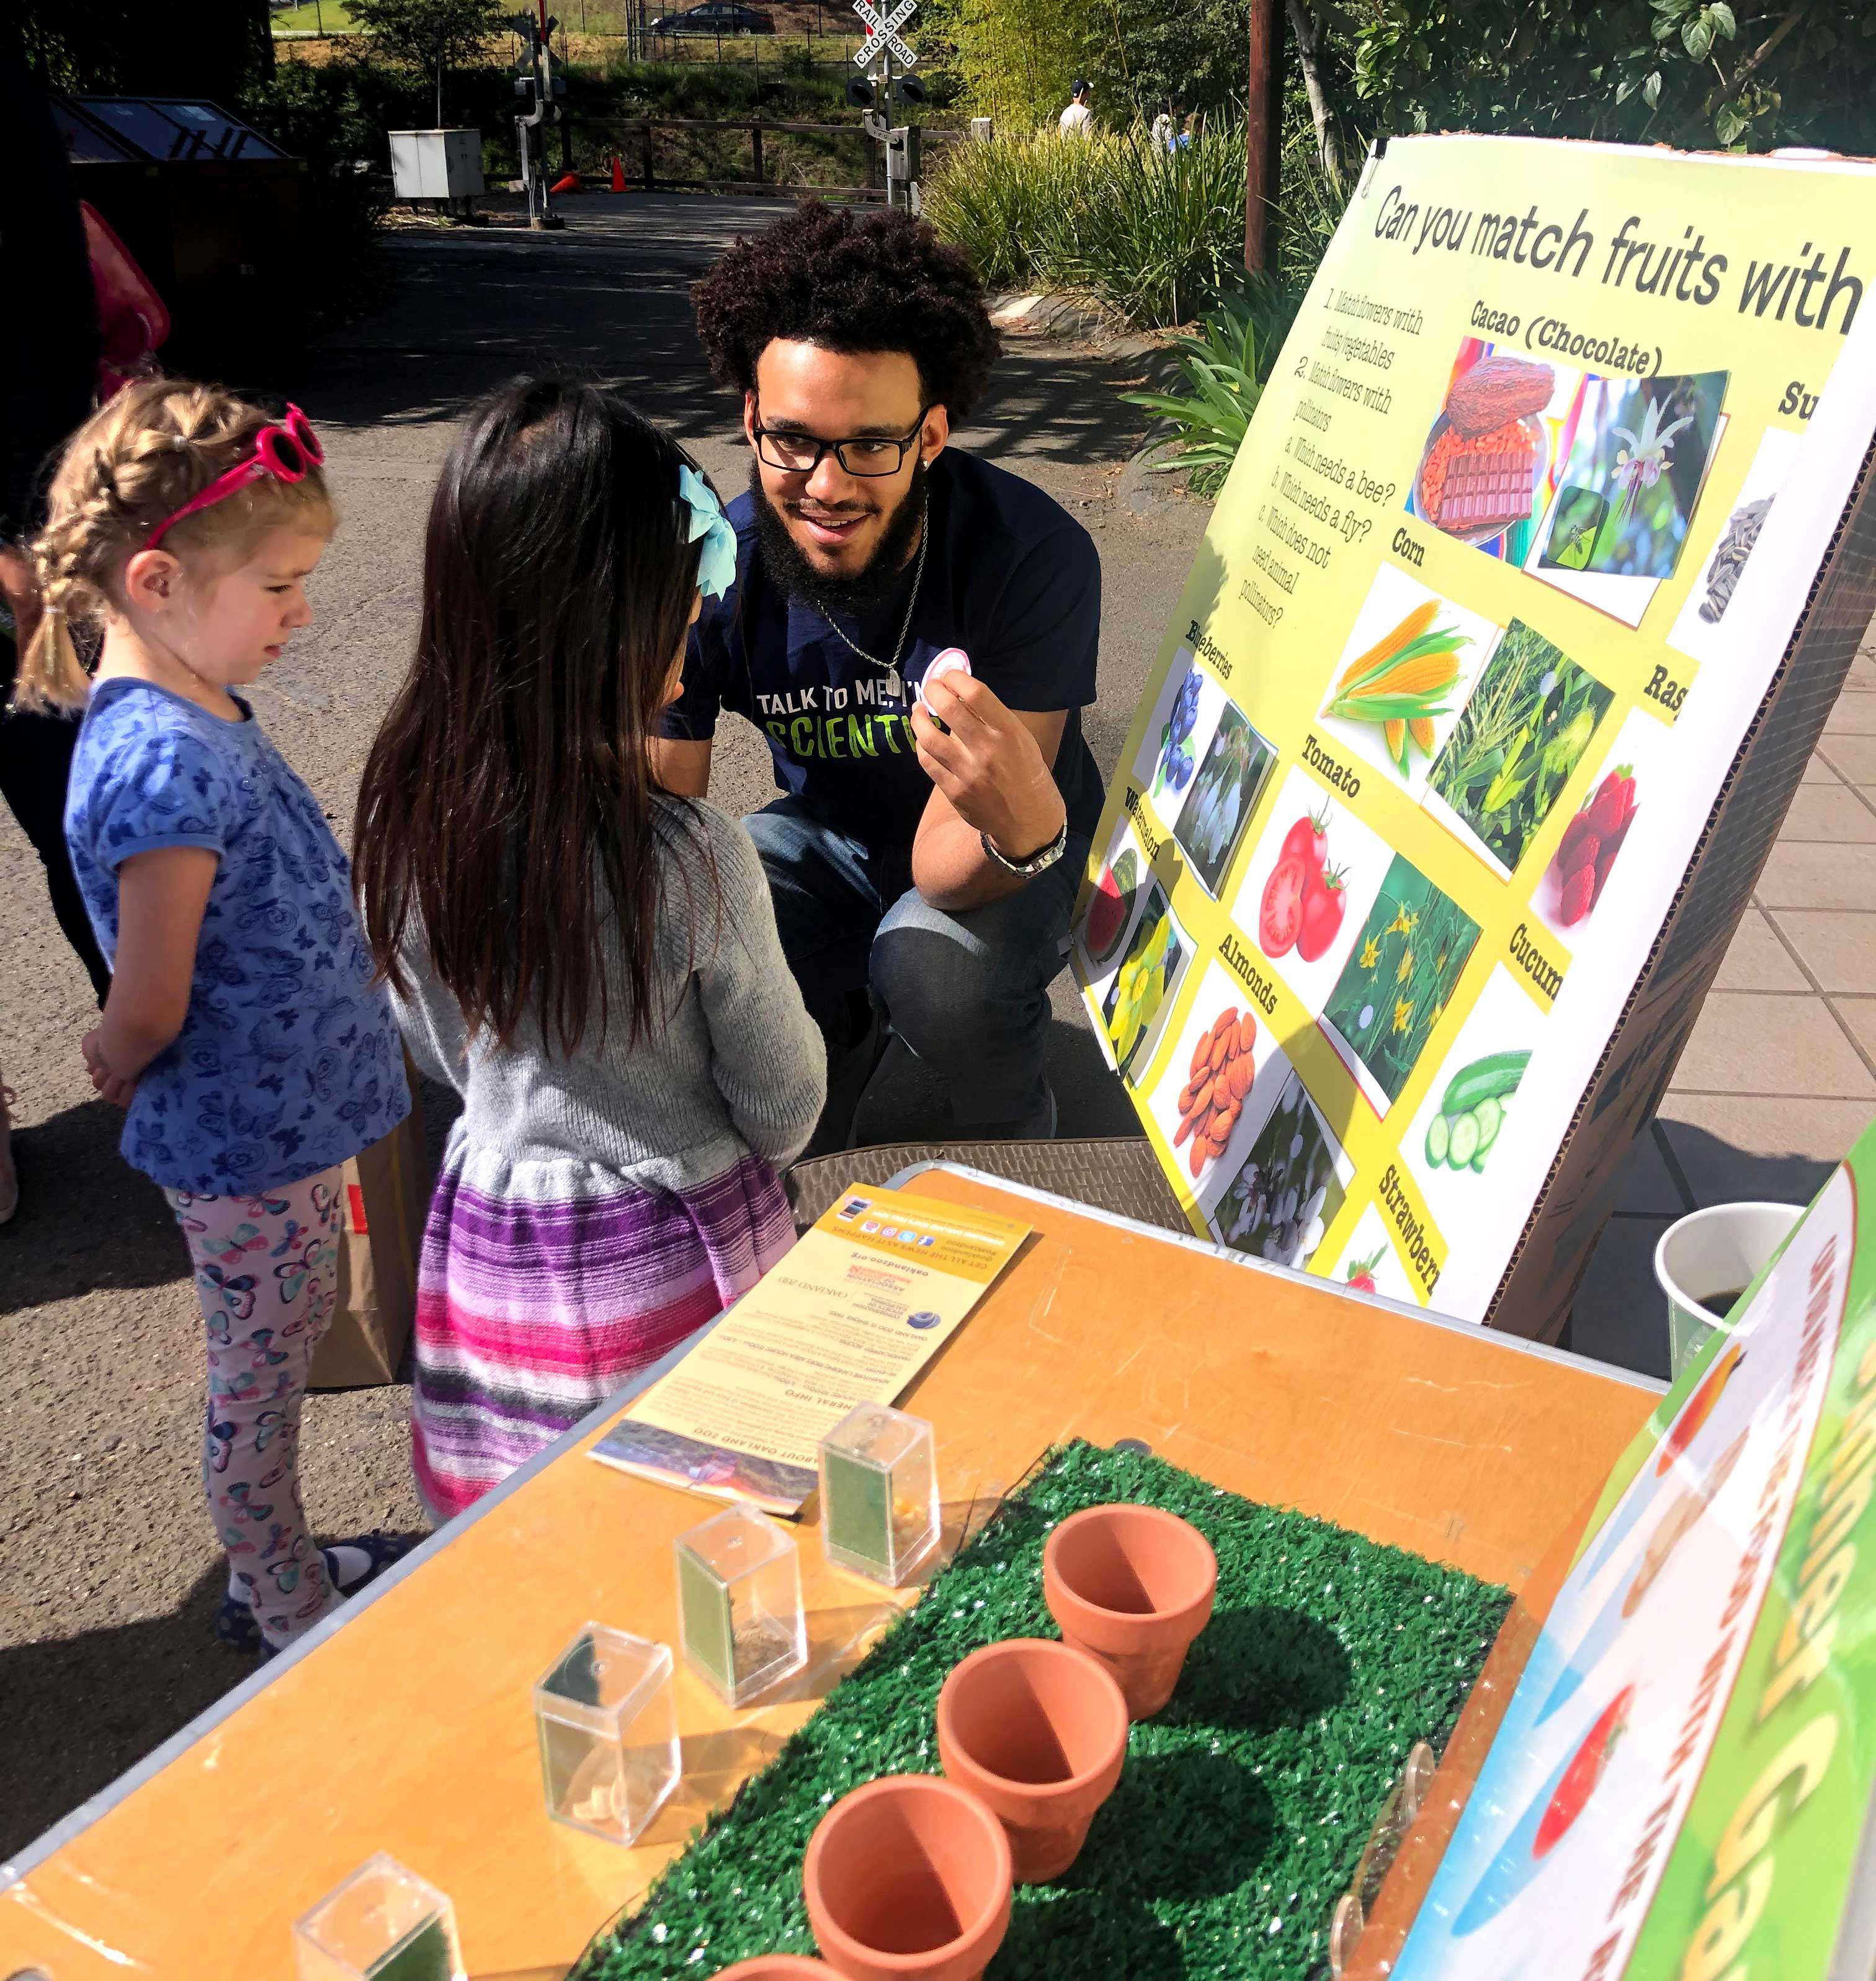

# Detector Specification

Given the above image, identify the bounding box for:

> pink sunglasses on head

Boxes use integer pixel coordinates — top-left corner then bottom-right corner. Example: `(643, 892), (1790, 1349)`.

(145, 405), (325, 550)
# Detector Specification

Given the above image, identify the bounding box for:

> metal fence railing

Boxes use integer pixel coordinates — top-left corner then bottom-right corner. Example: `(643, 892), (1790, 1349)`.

(589, 115), (957, 197)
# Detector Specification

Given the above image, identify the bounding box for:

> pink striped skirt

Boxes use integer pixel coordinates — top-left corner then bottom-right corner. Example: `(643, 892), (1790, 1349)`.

(411, 1145), (797, 1521)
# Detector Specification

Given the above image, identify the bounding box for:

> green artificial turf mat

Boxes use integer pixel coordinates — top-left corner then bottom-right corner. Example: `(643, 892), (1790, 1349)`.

(575, 1441), (1510, 1980)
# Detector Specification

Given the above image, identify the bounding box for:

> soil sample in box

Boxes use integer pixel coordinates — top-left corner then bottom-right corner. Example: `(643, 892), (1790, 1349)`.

(819, 1400), (940, 1586)
(675, 1504), (808, 1707)
(534, 1624), (681, 1845)
(293, 1853), (463, 1981)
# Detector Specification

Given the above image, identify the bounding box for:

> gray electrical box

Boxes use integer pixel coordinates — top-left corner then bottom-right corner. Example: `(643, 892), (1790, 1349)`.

(388, 129), (485, 201)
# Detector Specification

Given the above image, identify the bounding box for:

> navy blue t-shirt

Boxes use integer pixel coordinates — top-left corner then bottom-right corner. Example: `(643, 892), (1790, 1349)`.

(663, 450), (1104, 851)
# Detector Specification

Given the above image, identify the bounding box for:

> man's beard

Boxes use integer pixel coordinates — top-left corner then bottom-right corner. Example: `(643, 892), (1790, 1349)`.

(751, 457), (929, 622)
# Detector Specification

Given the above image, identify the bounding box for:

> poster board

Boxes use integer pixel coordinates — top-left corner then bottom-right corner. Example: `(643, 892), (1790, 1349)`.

(1073, 133), (1876, 1328)
(1387, 1114), (1876, 1980)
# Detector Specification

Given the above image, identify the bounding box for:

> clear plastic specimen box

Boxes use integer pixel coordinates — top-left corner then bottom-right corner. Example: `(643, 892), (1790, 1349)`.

(674, 1504), (808, 1706)
(818, 1400), (940, 1586)
(293, 1852), (464, 1981)
(534, 1623), (681, 1845)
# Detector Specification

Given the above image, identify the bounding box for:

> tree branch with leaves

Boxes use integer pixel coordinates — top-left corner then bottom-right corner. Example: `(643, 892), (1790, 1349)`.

(351, 0), (506, 127)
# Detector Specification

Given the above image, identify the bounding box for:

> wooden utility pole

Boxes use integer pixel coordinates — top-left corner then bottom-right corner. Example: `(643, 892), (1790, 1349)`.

(1244, 0), (1280, 271)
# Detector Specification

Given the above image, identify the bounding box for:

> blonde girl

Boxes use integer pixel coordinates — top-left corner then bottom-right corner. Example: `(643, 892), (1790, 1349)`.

(24, 378), (411, 1655)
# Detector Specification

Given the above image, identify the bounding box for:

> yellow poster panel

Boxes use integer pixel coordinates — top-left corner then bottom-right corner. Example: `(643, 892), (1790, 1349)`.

(1074, 134), (1876, 1321)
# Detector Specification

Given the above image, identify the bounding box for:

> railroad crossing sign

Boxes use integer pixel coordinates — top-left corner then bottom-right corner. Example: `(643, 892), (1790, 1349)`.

(853, 0), (916, 69)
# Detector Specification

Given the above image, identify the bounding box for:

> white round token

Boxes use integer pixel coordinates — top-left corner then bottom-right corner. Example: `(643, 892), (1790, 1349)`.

(918, 647), (972, 713)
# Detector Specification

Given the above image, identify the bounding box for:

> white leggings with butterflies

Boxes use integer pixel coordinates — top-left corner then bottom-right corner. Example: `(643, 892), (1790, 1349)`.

(166, 1166), (346, 1651)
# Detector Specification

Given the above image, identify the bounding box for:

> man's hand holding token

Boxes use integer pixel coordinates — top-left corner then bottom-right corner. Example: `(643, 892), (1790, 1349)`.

(911, 671), (1066, 862)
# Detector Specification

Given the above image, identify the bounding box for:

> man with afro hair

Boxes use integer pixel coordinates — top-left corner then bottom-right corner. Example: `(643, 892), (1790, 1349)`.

(658, 200), (1104, 1148)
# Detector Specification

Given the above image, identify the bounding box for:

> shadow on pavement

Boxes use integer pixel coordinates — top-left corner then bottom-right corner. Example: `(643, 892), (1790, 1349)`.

(280, 199), (1153, 472)
(0, 1099), (182, 1317)
(0, 1560), (256, 1859)
(1659, 1116), (1842, 1209)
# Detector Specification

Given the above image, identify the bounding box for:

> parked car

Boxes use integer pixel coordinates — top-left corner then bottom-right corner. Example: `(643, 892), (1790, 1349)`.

(648, 1), (776, 31)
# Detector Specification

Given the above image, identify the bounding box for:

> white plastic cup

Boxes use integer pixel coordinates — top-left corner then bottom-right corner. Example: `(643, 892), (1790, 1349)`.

(1653, 1201), (1803, 1377)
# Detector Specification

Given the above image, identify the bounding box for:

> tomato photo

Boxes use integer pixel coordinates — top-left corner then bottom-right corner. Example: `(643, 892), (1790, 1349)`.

(1655, 1341), (1746, 1476)
(1296, 865), (1348, 964)
(1453, 1682), (1637, 1935)
(1259, 856), (1311, 957)
(1534, 1684), (1634, 1856)
(1280, 804), (1329, 874)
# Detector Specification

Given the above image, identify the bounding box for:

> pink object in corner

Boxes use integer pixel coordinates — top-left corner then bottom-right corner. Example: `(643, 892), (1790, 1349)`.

(81, 201), (171, 400)
(919, 647), (972, 713)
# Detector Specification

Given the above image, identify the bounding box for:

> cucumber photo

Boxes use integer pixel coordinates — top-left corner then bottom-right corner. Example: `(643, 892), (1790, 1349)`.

(1473, 1094), (1503, 1150)
(1439, 1049), (1531, 1119)
(1423, 1053), (1527, 1171)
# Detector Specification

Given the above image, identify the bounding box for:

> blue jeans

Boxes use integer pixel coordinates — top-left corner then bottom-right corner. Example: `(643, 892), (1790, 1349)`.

(744, 797), (1089, 1131)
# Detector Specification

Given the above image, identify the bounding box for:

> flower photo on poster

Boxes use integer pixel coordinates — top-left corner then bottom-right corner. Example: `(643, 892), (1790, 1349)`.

(1208, 1060), (1353, 1272)
(1099, 882), (1192, 1083)
(1537, 372), (1728, 581)
(1173, 702), (1279, 898)
(1320, 854), (1482, 1112)
(1425, 620), (1614, 879)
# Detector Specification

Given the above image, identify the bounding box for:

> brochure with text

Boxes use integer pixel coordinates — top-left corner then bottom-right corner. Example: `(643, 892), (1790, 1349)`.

(590, 1184), (1029, 1514)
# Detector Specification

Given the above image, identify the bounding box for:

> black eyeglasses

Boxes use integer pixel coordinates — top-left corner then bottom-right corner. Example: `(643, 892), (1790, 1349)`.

(751, 405), (932, 478)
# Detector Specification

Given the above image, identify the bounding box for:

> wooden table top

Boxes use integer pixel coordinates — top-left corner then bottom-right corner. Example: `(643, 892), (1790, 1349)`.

(0, 1168), (1659, 1981)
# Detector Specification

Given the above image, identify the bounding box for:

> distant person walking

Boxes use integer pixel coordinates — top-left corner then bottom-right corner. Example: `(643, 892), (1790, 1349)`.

(1058, 80), (1093, 138)
(1151, 96), (1192, 154)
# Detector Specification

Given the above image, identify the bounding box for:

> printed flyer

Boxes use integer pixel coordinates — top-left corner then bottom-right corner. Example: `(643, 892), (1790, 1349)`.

(1388, 1115), (1876, 1981)
(1074, 133), (1876, 1320)
(590, 1186), (1028, 1513)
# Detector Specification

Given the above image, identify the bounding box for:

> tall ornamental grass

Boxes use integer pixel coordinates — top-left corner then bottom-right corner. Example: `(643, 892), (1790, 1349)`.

(924, 120), (1251, 329)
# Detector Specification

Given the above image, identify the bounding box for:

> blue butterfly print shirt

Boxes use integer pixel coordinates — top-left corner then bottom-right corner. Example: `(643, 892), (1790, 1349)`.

(65, 679), (409, 1196)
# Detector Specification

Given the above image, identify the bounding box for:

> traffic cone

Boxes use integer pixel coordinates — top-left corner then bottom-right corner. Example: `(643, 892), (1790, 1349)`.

(550, 171), (580, 195)
(611, 153), (626, 194)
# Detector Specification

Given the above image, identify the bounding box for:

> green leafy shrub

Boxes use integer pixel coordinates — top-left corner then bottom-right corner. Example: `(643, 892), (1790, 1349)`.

(924, 119), (1254, 328)
(1121, 277), (1293, 493)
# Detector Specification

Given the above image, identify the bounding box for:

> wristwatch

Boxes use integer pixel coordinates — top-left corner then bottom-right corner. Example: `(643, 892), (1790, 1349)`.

(981, 818), (1069, 878)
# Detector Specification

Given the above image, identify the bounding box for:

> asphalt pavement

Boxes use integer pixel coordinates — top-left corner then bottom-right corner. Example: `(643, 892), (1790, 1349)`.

(0, 195), (1204, 1853)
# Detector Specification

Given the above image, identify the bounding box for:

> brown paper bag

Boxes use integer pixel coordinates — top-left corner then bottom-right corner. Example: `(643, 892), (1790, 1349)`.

(310, 1073), (431, 1390)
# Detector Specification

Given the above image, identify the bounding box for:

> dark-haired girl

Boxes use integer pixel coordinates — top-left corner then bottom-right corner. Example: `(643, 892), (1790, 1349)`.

(355, 380), (825, 1519)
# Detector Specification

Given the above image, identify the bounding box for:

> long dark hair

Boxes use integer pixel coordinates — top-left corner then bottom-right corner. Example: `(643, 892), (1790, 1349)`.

(355, 378), (706, 1054)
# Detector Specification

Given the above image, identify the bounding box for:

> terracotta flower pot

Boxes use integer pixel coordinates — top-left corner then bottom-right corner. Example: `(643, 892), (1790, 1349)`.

(1042, 1503), (1218, 1719)
(936, 1637), (1129, 1884)
(716, 1962), (834, 1978)
(803, 1774), (1012, 1981)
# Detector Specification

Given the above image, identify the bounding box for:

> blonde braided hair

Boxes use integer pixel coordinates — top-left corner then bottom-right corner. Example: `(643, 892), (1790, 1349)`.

(16, 377), (334, 713)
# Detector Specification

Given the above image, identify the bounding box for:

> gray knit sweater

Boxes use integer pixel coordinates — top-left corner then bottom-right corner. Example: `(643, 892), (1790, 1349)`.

(389, 796), (826, 1197)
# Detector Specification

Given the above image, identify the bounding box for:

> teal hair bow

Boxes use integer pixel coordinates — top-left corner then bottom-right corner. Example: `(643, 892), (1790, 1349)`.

(678, 464), (739, 601)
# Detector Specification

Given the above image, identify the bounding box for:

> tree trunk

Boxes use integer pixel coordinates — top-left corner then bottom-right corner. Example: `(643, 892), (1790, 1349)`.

(436, 54), (445, 128)
(1244, 0), (1280, 273)
(1284, 0), (1344, 193)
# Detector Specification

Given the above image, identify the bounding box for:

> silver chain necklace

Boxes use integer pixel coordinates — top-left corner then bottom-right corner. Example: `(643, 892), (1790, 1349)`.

(814, 495), (929, 703)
